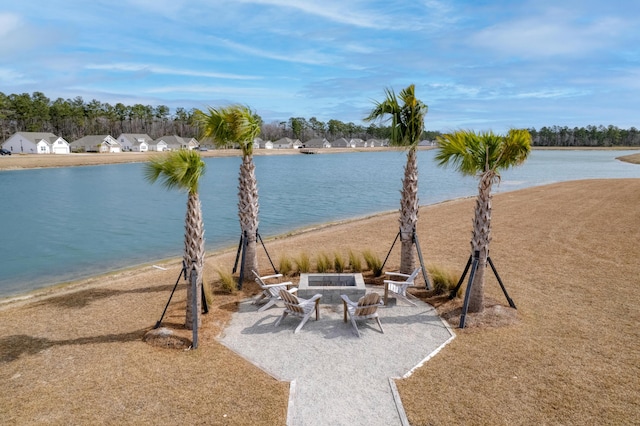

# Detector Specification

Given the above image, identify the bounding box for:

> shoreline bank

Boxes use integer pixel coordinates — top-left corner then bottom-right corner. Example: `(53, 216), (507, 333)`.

(1, 146), (638, 171)
(1, 179), (638, 424)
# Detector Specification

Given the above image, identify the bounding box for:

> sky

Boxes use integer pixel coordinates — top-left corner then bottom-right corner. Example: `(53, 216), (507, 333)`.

(0, 0), (638, 133)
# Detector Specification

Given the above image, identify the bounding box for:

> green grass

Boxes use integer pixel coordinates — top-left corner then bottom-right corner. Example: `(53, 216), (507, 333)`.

(348, 249), (363, 272)
(294, 252), (311, 274)
(362, 250), (383, 277)
(333, 252), (346, 273)
(278, 254), (294, 277)
(216, 267), (237, 294)
(428, 264), (462, 297)
(315, 252), (332, 273)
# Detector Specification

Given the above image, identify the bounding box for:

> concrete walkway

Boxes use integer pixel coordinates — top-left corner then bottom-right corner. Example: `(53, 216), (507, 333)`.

(218, 288), (455, 426)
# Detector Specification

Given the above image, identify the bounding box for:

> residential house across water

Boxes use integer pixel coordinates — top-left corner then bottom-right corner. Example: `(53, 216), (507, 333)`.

(2, 132), (70, 154)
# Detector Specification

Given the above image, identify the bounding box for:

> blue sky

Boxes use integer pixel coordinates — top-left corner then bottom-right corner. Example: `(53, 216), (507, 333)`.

(0, 0), (638, 132)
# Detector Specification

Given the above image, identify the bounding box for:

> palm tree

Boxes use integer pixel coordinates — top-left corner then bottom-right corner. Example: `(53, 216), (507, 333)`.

(196, 105), (262, 279)
(364, 84), (428, 274)
(435, 129), (531, 312)
(144, 149), (206, 330)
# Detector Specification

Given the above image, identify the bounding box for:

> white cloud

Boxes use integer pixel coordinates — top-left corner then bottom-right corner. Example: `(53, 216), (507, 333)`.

(210, 37), (339, 66)
(0, 67), (35, 85)
(85, 63), (261, 80)
(470, 12), (628, 58)
(0, 13), (20, 35)
(235, 0), (393, 29)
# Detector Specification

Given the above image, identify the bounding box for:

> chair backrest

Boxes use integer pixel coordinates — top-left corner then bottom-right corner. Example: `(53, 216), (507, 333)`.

(355, 293), (381, 316)
(252, 270), (271, 289)
(407, 267), (422, 282)
(279, 289), (304, 314)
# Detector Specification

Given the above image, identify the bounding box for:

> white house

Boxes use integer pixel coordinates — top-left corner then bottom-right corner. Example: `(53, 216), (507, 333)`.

(271, 137), (290, 149)
(154, 135), (198, 151)
(148, 140), (168, 152)
(70, 135), (121, 153)
(116, 133), (153, 152)
(131, 139), (148, 152)
(331, 137), (350, 148)
(2, 132), (70, 154)
(350, 138), (364, 148)
(304, 138), (331, 148)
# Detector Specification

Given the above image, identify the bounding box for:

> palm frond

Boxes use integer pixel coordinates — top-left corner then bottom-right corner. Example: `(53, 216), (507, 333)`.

(435, 129), (531, 178)
(364, 84), (427, 148)
(143, 150), (206, 194)
(196, 104), (261, 156)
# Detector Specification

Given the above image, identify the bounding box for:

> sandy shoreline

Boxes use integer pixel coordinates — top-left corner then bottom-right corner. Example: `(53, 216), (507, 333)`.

(1, 178), (639, 424)
(1, 146), (638, 171)
(0, 147), (407, 170)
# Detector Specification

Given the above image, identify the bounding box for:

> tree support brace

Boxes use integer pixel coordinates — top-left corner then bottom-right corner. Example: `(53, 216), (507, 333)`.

(233, 229), (278, 290)
(154, 259), (208, 329)
(450, 251), (516, 328)
(381, 227), (431, 290)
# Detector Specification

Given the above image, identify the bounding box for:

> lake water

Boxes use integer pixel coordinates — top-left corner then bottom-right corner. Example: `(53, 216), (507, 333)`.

(1, 149), (638, 298)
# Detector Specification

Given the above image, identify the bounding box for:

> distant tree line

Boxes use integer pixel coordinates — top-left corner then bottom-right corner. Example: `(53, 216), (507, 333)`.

(528, 125), (640, 147)
(1, 92), (637, 146)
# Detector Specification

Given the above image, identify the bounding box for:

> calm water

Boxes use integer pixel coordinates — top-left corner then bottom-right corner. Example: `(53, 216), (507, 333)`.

(1, 149), (638, 298)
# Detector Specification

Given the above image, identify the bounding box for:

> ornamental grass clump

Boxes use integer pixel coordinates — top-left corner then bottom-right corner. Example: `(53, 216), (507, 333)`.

(315, 252), (332, 273)
(278, 255), (294, 277)
(348, 249), (363, 272)
(428, 264), (461, 297)
(216, 267), (236, 294)
(362, 250), (383, 277)
(294, 252), (311, 274)
(333, 252), (346, 273)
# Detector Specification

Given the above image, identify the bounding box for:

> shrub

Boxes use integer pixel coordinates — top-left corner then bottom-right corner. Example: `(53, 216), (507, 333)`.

(428, 264), (461, 297)
(362, 250), (383, 277)
(294, 252), (311, 274)
(202, 277), (214, 307)
(278, 254), (294, 277)
(348, 249), (362, 272)
(216, 267), (237, 294)
(315, 252), (332, 273)
(333, 252), (346, 273)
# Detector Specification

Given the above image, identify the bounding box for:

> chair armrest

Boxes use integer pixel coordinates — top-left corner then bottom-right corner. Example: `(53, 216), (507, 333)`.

(260, 273), (284, 280)
(287, 287), (298, 294)
(340, 294), (358, 307)
(384, 279), (411, 286)
(263, 281), (293, 289)
(385, 271), (410, 279)
(307, 294), (322, 303)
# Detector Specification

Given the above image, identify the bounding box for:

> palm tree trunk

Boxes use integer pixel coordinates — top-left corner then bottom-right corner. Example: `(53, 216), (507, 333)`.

(468, 172), (494, 312)
(399, 147), (419, 274)
(184, 192), (205, 330)
(238, 154), (259, 276)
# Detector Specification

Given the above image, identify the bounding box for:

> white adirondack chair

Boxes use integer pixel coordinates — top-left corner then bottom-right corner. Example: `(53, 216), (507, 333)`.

(341, 292), (384, 337)
(275, 290), (322, 333)
(252, 270), (296, 312)
(383, 267), (421, 306)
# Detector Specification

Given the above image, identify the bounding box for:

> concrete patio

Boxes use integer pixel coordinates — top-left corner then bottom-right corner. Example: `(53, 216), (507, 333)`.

(218, 287), (455, 425)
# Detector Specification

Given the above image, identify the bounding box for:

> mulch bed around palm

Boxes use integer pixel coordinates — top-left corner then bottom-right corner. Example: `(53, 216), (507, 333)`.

(1, 179), (639, 425)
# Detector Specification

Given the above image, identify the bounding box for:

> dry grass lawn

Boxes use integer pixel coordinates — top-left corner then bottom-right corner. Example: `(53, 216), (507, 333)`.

(1, 178), (639, 425)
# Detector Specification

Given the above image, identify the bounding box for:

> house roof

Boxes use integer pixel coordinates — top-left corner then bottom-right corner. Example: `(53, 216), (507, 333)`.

(332, 137), (349, 147)
(70, 135), (120, 147)
(118, 133), (152, 142)
(13, 132), (59, 144)
(304, 138), (328, 148)
(155, 135), (186, 147)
